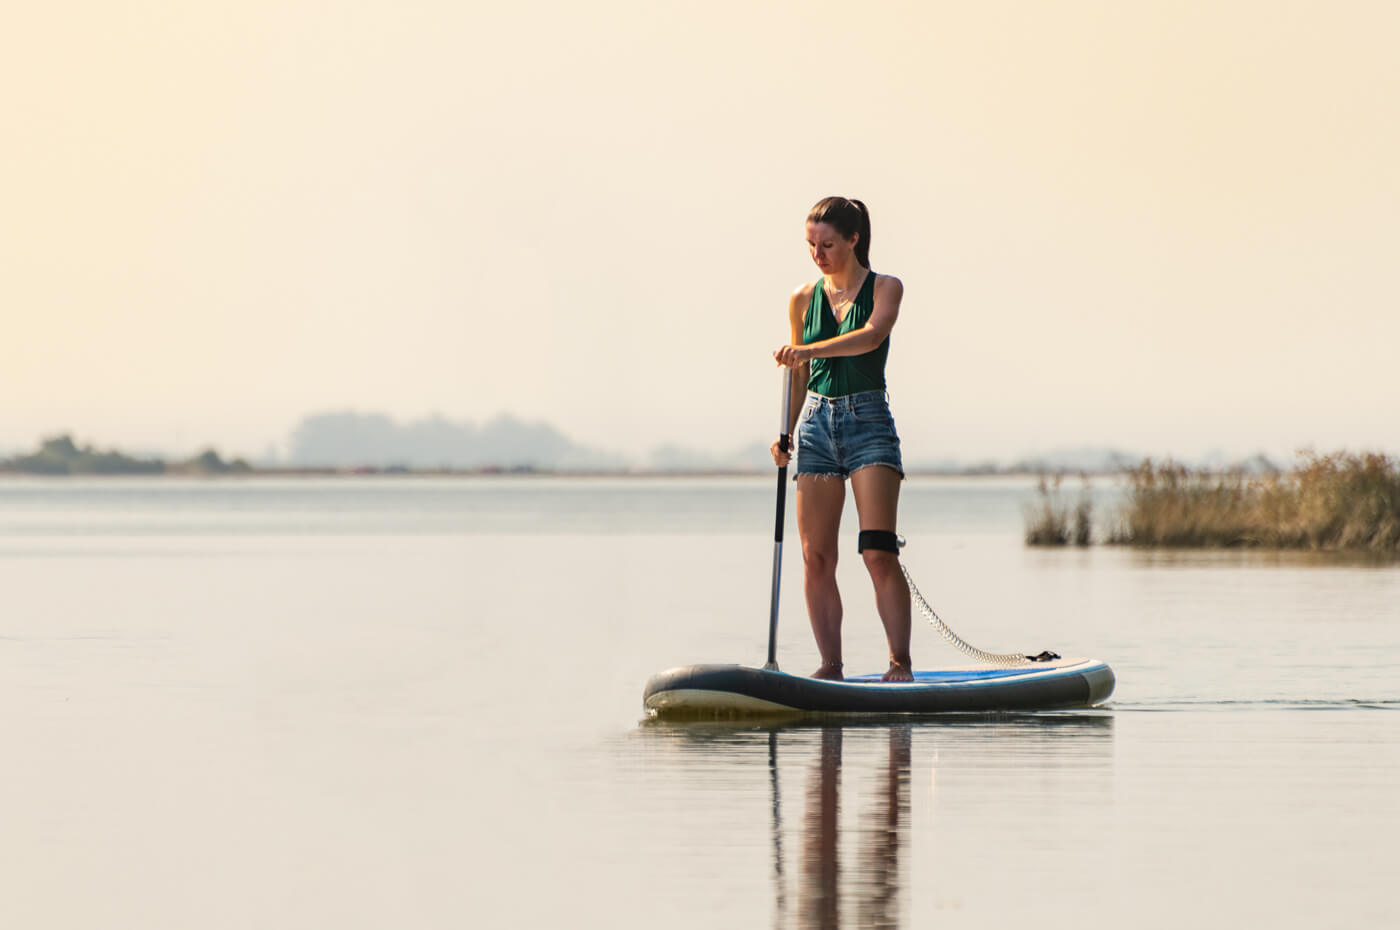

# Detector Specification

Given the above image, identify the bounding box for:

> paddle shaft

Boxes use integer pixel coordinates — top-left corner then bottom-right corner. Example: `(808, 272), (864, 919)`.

(765, 367), (795, 670)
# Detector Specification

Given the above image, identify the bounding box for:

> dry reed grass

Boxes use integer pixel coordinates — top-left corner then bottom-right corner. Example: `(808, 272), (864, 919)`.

(1109, 451), (1400, 552)
(1024, 474), (1093, 546)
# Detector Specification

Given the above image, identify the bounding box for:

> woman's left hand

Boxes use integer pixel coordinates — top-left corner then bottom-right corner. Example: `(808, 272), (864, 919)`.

(773, 344), (810, 368)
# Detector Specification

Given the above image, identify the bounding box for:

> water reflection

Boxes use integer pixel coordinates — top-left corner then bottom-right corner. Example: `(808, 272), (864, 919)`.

(644, 714), (1113, 928)
(796, 726), (841, 928)
(786, 725), (910, 929)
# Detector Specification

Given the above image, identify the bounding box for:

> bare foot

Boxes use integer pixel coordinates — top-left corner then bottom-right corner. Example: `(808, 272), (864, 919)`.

(882, 658), (914, 683)
(811, 662), (844, 681)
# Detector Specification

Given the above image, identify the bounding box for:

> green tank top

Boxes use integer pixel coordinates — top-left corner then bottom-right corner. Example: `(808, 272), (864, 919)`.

(803, 270), (888, 397)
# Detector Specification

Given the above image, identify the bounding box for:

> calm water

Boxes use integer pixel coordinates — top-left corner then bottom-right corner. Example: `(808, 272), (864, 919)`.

(1, 476), (1397, 928)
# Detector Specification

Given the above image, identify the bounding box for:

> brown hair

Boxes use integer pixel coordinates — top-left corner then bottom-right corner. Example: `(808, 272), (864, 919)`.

(807, 197), (871, 268)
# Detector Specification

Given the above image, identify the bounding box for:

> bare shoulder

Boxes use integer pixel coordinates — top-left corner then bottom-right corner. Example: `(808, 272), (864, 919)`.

(788, 280), (815, 319)
(873, 273), (904, 298)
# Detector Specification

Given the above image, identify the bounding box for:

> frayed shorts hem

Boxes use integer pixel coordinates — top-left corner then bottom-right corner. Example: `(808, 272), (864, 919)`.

(794, 462), (905, 482)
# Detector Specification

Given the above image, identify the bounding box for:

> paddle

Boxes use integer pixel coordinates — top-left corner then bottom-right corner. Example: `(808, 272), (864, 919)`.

(765, 367), (795, 671)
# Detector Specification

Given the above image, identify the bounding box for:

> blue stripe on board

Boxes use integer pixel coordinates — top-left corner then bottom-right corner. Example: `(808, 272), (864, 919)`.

(845, 667), (1063, 684)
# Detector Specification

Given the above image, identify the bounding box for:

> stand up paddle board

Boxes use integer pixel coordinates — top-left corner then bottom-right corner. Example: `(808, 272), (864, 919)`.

(644, 371), (1118, 719)
(644, 657), (1114, 716)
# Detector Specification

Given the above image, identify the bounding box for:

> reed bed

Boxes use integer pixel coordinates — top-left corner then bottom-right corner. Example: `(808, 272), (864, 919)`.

(1024, 475), (1093, 546)
(1109, 452), (1400, 552)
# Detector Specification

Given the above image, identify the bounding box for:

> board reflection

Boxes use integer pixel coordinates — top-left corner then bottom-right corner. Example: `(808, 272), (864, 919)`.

(641, 714), (1114, 928)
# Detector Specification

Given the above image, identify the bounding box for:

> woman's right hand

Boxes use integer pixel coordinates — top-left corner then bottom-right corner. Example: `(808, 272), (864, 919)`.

(770, 439), (791, 468)
(773, 344), (812, 368)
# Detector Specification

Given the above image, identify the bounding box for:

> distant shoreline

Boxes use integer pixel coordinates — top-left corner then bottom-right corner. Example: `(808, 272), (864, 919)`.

(0, 432), (1280, 480)
(0, 466), (1114, 479)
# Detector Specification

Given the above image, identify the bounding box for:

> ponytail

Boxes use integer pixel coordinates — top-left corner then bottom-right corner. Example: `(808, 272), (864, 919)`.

(849, 199), (871, 268)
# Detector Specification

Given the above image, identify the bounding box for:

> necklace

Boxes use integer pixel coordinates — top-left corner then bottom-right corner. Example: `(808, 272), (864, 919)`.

(826, 269), (867, 307)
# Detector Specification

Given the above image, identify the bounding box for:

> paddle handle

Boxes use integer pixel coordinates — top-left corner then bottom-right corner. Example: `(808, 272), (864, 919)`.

(765, 367), (795, 670)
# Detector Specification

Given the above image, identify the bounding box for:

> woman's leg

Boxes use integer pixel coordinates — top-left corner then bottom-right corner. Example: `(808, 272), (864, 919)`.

(850, 465), (913, 681)
(796, 474), (845, 679)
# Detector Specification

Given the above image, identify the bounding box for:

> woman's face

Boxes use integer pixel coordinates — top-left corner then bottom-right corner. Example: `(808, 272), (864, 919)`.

(806, 221), (857, 273)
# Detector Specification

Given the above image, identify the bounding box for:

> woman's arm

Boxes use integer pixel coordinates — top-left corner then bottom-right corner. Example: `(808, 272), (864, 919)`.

(783, 286), (810, 432)
(771, 286), (811, 466)
(773, 275), (903, 367)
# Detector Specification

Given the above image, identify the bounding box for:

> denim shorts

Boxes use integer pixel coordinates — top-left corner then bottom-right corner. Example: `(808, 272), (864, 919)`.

(795, 390), (904, 479)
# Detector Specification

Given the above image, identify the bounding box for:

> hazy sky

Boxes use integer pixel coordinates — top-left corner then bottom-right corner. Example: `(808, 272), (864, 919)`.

(6, 1), (1397, 462)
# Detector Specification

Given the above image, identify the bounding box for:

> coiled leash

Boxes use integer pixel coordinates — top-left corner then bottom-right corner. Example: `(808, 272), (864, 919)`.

(858, 531), (1061, 669)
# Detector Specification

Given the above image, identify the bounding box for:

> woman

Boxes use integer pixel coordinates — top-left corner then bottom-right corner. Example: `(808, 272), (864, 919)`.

(772, 196), (913, 683)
